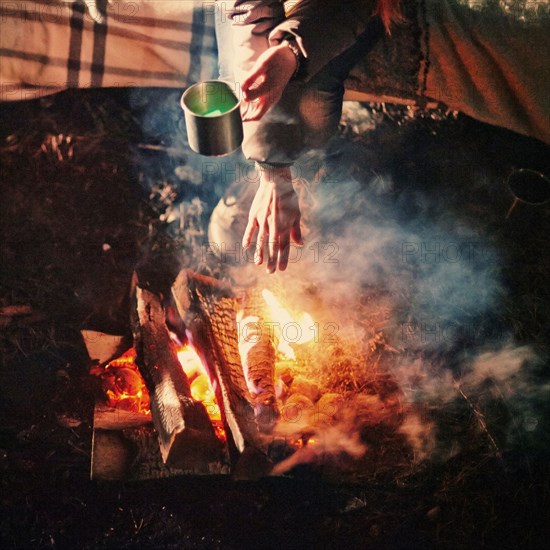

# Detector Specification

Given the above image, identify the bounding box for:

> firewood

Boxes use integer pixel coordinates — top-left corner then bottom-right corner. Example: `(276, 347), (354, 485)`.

(92, 403), (151, 430)
(130, 274), (222, 469)
(81, 330), (127, 365)
(171, 270), (263, 455)
(91, 426), (230, 480)
(91, 429), (135, 481)
(236, 288), (279, 433)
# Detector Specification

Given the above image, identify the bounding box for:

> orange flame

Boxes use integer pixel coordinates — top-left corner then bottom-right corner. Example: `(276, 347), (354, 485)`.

(262, 289), (314, 359)
(177, 344), (225, 440)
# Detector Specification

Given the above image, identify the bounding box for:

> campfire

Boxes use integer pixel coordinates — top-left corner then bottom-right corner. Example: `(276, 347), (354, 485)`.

(90, 269), (407, 480)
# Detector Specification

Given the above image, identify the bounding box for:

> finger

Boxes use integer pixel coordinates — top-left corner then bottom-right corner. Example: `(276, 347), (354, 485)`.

(241, 100), (257, 121)
(241, 100), (268, 122)
(242, 82), (267, 102)
(242, 217), (258, 249)
(241, 67), (265, 97)
(255, 222), (268, 265)
(240, 101), (250, 119)
(266, 238), (278, 274)
(267, 244), (278, 274)
(290, 216), (303, 245)
(243, 108), (266, 122)
(278, 233), (291, 272)
(267, 197), (278, 269)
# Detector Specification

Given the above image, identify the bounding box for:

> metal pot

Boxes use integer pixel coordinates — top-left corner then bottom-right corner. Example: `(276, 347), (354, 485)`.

(181, 80), (243, 156)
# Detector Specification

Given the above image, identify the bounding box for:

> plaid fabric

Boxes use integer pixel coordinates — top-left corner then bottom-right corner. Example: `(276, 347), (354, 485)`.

(0, 0), (218, 101)
(1, 1), (548, 144)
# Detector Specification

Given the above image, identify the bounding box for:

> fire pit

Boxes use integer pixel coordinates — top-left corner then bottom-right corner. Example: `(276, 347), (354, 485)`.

(89, 269), (411, 480)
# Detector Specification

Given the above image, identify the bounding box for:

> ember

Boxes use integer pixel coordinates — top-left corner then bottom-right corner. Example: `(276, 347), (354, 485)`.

(91, 349), (150, 415)
(92, 342), (226, 442)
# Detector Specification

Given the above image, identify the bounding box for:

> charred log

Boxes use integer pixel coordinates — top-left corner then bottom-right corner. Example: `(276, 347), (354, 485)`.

(130, 273), (222, 469)
(236, 288), (279, 433)
(91, 426), (230, 480)
(171, 270), (264, 456)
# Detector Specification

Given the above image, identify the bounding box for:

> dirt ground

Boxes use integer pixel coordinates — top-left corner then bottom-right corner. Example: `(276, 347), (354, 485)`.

(1, 88), (549, 549)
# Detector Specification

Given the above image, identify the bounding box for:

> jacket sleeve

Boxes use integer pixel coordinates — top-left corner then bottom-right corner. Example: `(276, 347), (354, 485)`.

(270, 1), (377, 80)
(223, 1), (286, 81)
(224, 1), (377, 82)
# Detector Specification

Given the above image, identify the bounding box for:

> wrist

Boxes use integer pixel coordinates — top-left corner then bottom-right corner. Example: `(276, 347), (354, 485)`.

(274, 41), (299, 80)
(258, 165), (294, 191)
(281, 36), (302, 79)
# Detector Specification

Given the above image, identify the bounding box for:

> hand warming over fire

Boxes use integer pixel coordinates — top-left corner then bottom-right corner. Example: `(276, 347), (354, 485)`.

(242, 166), (303, 274)
(240, 42), (297, 121)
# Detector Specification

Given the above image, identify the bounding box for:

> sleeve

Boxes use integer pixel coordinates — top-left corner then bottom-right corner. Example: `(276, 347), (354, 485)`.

(223, 1), (287, 81)
(269, 0), (376, 81)
(225, 1), (377, 82)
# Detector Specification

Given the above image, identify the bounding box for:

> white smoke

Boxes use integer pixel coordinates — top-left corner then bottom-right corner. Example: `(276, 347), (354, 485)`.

(258, 167), (546, 471)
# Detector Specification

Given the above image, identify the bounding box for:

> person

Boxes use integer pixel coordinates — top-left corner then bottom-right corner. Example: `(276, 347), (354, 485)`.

(210, 0), (550, 273)
(211, 0), (400, 274)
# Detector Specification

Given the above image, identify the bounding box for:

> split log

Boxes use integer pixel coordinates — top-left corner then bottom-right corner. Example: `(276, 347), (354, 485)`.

(130, 274), (223, 469)
(81, 330), (128, 365)
(171, 270), (263, 455)
(91, 426), (230, 480)
(91, 429), (135, 481)
(236, 288), (279, 433)
(93, 403), (151, 430)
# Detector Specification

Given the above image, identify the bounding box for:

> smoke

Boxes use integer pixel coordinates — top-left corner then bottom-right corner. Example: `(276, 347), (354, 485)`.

(307, 174), (503, 347)
(128, 88), (236, 244)
(258, 144), (548, 472)
(272, 423), (366, 475)
(389, 343), (546, 460)
(128, 87), (548, 473)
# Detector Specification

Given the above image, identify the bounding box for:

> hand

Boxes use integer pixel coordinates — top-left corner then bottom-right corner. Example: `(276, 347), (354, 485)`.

(242, 170), (303, 273)
(240, 43), (297, 122)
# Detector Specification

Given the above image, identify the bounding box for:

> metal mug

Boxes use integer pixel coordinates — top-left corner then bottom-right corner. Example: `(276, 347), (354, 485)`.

(505, 168), (550, 219)
(181, 80), (243, 156)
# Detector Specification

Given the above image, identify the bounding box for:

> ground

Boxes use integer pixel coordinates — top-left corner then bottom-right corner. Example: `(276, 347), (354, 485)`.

(1, 88), (549, 549)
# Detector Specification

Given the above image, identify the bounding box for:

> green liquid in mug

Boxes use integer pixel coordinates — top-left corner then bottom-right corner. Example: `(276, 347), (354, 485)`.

(202, 107), (225, 117)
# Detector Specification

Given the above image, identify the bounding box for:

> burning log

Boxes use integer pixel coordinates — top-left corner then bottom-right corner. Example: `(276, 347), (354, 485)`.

(236, 288), (279, 433)
(171, 270), (264, 456)
(130, 274), (222, 469)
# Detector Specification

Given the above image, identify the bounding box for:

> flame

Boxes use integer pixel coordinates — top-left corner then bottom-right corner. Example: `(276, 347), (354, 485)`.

(261, 289), (314, 359)
(176, 342), (225, 441)
(176, 345), (205, 381)
(177, 344), (224, 429)
(93, 344), (225, 441)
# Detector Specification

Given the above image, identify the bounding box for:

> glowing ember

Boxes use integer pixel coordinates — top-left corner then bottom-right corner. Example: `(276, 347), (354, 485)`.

(261, 289), (315, 359)
(91, 348), (150, 415)
(93, 344), (225, 441)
